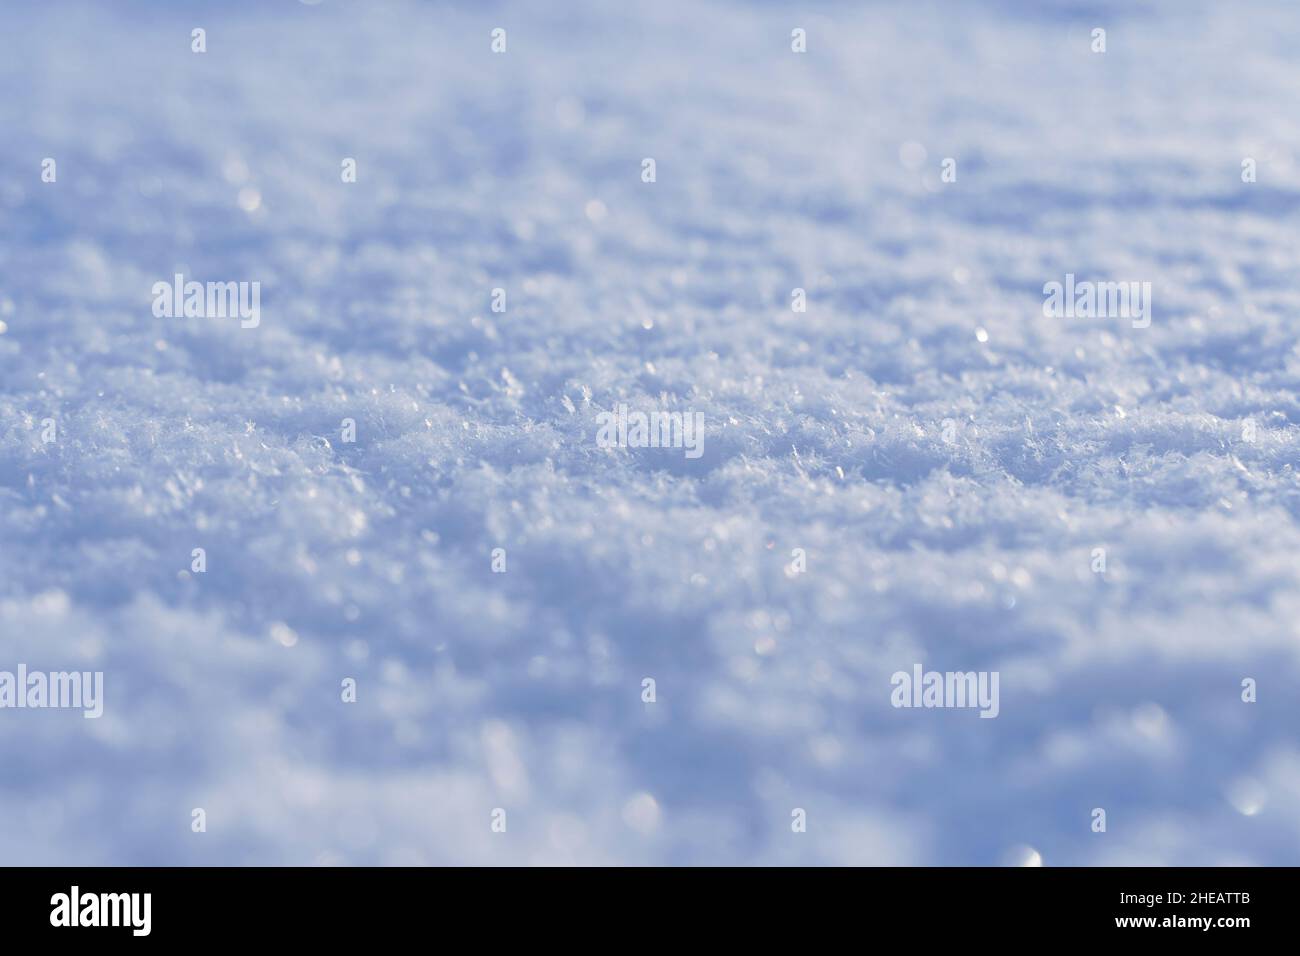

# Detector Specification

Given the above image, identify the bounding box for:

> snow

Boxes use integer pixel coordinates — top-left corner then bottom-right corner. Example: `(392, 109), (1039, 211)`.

(1, 0), (1299, 864)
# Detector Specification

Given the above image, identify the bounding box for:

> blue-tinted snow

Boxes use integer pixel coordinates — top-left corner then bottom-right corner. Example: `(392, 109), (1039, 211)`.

(1, 0), (1298, 864)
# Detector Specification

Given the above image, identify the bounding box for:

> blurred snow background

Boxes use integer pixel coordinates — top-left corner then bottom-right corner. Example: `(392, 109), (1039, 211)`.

(2, 0), (1299, 865)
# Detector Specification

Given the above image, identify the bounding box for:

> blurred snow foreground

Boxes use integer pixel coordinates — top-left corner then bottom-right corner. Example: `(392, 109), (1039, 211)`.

(1, 0), (1299, 865)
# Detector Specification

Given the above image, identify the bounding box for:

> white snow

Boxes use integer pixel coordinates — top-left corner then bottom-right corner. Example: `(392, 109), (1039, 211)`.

(1, 0), (1298, 864)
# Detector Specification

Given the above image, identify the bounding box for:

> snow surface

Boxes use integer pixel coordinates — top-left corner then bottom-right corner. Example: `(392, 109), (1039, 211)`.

(1, 0), (1299, 865)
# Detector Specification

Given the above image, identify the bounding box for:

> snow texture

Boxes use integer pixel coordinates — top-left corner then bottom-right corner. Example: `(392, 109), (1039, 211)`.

(1, 0), (1299, 865)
